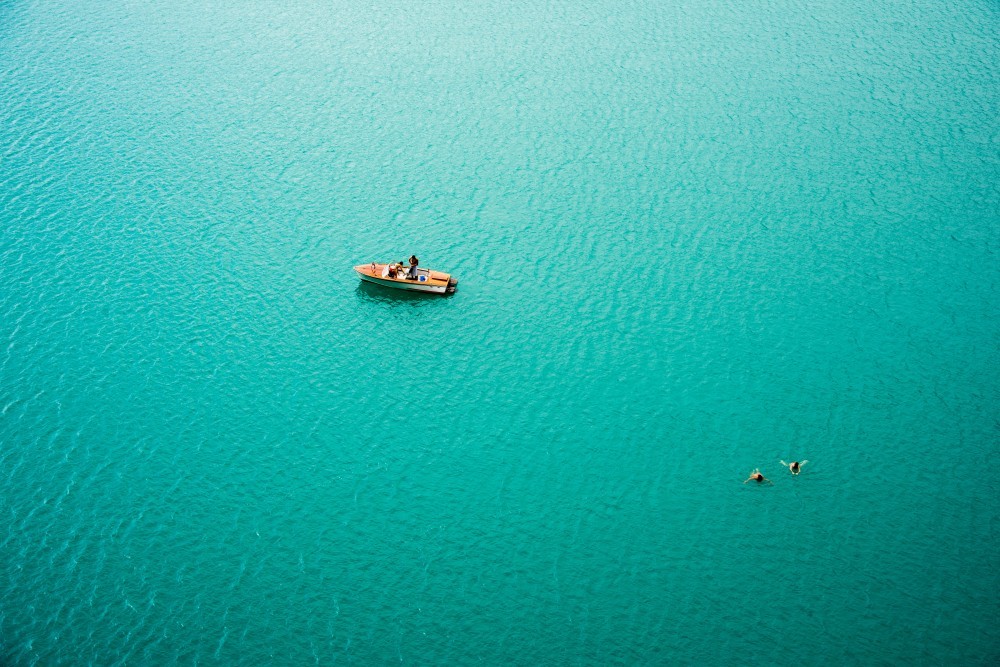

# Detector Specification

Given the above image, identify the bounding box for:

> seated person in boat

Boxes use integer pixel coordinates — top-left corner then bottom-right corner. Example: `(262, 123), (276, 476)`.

(407, 255), (419, 279)
(387, 263), (398, 278)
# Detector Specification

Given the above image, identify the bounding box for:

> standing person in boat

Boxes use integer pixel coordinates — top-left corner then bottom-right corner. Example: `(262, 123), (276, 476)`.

(407, 255), (419, 279)
(744, 469), (771, 484)
(780, 460), (808, 475)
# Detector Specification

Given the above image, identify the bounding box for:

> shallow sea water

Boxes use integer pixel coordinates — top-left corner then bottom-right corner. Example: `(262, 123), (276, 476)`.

(1, 1), (998, 664)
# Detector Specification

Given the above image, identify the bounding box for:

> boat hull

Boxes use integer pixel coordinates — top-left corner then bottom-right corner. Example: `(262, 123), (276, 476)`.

(354, 263), (456, 294)
(357, 271), (448, 294)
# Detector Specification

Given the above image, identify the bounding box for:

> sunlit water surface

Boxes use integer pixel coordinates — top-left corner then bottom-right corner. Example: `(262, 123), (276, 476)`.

(1, 1), (998, 664)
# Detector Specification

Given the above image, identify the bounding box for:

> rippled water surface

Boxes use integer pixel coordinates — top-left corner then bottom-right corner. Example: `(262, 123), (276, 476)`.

(1, 1), (998, 664)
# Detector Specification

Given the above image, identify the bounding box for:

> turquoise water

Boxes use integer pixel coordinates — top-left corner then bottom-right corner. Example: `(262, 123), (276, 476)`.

(1, 0), (998, 663)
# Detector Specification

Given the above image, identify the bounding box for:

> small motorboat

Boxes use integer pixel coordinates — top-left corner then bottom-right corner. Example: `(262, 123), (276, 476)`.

(354, 262), (458, 294)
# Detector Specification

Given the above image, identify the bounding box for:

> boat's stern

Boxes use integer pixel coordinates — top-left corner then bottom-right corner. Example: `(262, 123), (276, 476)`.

(426, 270), (458, 293)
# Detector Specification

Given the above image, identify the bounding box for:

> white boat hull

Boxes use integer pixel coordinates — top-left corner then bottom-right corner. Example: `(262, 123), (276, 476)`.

(357, 272), (448, 293)
(354, 262), (457, 294)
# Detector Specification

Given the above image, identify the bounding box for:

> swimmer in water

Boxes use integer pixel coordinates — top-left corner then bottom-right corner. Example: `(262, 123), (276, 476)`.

(744, 469), (771, 484)
(780, 460), (808, 475)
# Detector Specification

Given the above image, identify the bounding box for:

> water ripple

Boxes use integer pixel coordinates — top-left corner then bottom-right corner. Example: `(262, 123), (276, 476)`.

(1, 0), (998, 664)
